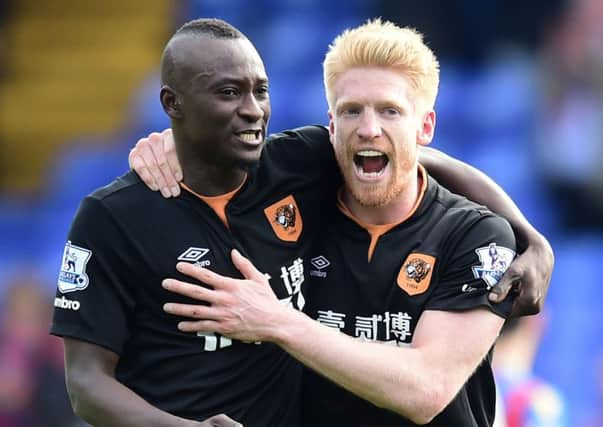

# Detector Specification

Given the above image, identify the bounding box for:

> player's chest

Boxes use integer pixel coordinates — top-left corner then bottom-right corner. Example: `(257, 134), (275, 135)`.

(304, 236), (440, 345)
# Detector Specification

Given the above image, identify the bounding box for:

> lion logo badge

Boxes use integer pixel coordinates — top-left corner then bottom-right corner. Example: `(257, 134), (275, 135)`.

(274, 204), (296, 229)
(405, 258), (432, 283)
(397, 253), (436, 296)
(264, 195), (303, 242)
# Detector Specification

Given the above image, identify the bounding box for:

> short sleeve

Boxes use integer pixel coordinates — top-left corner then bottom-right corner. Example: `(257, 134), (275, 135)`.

(50, 196), (136, 354)
(426, 215), (517, 318)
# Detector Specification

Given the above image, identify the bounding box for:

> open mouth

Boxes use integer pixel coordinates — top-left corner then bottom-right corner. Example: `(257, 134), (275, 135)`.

(353, 150), (389, 178)
(236, 130), (263, 144)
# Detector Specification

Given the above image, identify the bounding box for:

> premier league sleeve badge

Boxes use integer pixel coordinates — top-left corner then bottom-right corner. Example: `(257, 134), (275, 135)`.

(472, 243), (516, 289)
(58, 241), (92, 293)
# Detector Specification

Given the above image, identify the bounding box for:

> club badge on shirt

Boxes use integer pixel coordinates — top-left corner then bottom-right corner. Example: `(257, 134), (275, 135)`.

(472, 243), (515, 288)
(397, 253), (436, 296)
(57, 241), (92, 293)
(264, 194), (303, 242)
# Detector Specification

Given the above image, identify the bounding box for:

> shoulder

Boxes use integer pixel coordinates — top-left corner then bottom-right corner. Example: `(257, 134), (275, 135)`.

(255, 125), (338, 185)
(428, 177), (511, 234)
(263, 125), (332, 161)
(72, 171), (157, 228)
(88, 170), (144, 203)
(419, 177), (516, 263)
(266, 125), (330, 146)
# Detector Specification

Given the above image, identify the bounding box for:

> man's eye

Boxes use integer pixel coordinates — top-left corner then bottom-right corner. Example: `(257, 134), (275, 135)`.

(382, 108), (399, 116)
(255, 86), (269, 97)
(342, 108), (360, 116)
(220, 88), (238, 97)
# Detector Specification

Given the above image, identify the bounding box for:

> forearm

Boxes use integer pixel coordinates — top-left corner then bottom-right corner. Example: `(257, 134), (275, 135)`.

(272, 310), (449, 424)
(419, 146), (539, 247)
(68, 371), (200, 427)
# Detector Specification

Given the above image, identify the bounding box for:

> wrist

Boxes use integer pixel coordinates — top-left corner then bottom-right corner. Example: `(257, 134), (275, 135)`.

(271, 307), (311, 347)
(511, 221), (539, 252)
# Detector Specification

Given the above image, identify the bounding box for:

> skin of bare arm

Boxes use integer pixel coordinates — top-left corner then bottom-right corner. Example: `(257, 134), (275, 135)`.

(63, 338), (240, 427)
(128, 130), (554, 316)
(161, 252), (504, 425)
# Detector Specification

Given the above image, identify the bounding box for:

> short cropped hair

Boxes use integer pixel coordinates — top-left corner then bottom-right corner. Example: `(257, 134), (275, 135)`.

(174, 18), (245, 39)
(162, 18), (247, 86)
(323, 19), (440, 111)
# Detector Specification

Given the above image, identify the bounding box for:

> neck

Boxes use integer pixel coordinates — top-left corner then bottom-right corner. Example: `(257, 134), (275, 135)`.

(182, 163), (246, 196)
(343, 169), (422, 225)
(174, 129), (247, 196)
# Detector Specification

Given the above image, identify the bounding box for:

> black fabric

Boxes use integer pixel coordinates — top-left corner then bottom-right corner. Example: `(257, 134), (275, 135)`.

(301, 176), (516, 427)
(51, 125), (339, 426)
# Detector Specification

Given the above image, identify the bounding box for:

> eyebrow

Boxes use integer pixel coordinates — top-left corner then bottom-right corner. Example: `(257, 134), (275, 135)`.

(206, 76), (269, 88)
(336, 99), (408, 114)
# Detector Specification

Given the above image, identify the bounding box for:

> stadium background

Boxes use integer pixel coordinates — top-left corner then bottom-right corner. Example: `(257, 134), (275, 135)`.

(0, 0), (602, 425)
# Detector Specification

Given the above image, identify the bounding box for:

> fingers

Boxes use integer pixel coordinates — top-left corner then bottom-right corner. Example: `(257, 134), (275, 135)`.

(162, 128), (183, 183)
(488, 278), (516, 303)
(176, 262), (232, 289)
(176, 319), (222, 333)
(489, 265), (522, 303)
(489, 251), (526, 303)
(148, 132), (180, 197)
(162, 278), (215, 302)
(231, 249), (267, 283)
(511, 281), (542, 317)
(136, 135), (172, 197)
(129, 143), (158, 191)
(144, 132), (174, 198)
(163, 301), (217, 320)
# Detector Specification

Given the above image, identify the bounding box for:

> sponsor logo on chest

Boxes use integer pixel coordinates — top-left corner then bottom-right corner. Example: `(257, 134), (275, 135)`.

(177, 247), (211, 267)
(309, 255), (331, 278)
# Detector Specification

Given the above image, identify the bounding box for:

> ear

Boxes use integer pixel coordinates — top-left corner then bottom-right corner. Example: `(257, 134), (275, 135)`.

(417, 110), (435, 146)
(328, 110), (335, 145)
(160, 85), (183, 119)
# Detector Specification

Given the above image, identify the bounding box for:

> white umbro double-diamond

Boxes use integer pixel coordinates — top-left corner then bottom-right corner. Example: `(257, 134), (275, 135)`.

(177, 247), (210, 262)
(311, 255), (330, 270)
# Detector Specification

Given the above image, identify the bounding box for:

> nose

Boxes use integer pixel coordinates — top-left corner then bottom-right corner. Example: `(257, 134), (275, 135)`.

(356, 109), (382, 140)
(238, 93), (265, 122)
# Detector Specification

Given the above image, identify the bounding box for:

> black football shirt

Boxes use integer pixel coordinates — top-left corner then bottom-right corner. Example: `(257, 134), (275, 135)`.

(51, 126), (339, 426)
(301, 169), (517, 427)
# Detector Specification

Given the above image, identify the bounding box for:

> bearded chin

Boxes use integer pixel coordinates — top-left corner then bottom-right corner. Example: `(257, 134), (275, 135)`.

(349, 183), (403, 208)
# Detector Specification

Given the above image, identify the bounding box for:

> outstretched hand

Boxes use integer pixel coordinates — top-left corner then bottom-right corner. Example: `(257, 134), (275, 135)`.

(162, 250), (286, 342)
(128, 128), (182, 197)
(488, 232), (554, 317)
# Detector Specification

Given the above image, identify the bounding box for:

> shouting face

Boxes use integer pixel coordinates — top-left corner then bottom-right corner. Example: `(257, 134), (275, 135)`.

(329, 67), (434, 207)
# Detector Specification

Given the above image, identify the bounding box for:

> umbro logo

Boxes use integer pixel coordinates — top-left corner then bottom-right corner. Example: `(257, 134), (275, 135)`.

(311, 256), (330, 270)
(178, 247), (210, 265)
(310, 255), (330, 278)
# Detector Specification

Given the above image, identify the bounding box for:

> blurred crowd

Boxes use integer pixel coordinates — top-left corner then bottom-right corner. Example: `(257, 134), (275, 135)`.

(0, 0), (602, 425)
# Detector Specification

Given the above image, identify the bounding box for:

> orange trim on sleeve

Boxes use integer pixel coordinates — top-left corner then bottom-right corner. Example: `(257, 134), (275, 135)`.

(180, 176), (247, 229)
(337, 165), (428, 262)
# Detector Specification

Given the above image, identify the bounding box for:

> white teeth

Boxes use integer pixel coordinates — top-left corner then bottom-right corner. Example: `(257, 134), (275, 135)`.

(239, 132), (259, 142)
(356, 150), (384, 157)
